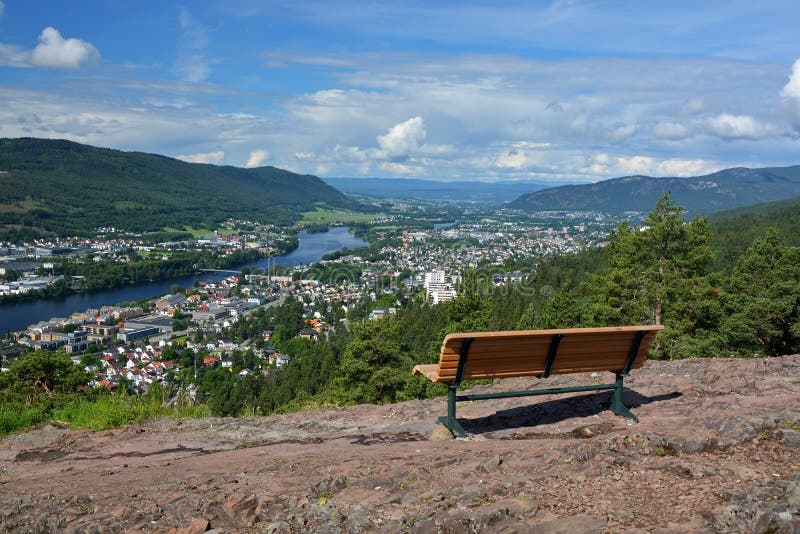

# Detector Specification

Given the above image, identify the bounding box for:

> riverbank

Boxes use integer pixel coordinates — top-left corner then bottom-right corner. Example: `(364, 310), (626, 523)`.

(0, 227), (366, 333)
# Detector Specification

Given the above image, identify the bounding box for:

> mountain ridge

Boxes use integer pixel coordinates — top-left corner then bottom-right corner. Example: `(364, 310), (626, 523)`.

(507, 165), (800, 214)
(323, 177), (550, 203)
(0, 138), (358, 238)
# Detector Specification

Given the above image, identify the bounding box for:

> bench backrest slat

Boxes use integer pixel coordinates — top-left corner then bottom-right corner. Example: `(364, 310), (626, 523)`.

(428, 326), (661, 383)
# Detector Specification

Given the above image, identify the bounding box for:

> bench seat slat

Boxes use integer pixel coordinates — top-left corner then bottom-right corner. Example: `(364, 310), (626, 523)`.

(439, 344), (652, 362)
(441, 335), (656, 356)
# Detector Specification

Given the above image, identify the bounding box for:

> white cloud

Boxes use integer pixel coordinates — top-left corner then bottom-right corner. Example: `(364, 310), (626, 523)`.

(176, 150), (224, 164)
(176, 8), (211, 82)
(780, 58), (800, 106)
(610, 123), (636, 141)
(0, 2), (5, 17)
(376, 116), (426, 158)
(681, 97), (705, 115)
(245, 149), (271, 168)
(583, 153), (716, 178)
(496, 149), (534, 170)
(653, 121), (690, 140)
(29, 27), (99, 69)
(707, 113), (772, 140)
(379, 161), (421, 175)
(0, 43), (30, 67)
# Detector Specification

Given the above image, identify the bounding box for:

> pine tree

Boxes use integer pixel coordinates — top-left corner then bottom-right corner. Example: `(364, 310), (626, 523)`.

(720, 229), (800, 356)
(587, 193), (718, 358)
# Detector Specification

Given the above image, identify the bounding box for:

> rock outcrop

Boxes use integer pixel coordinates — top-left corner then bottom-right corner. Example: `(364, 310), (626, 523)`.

(1, 355), (799, 533)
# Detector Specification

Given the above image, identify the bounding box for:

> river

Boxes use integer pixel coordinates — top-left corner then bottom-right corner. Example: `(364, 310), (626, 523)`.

(0, 227), (367, 333)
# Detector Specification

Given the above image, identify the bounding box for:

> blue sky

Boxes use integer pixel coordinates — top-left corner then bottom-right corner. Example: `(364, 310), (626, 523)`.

(1, 1), (800, 182)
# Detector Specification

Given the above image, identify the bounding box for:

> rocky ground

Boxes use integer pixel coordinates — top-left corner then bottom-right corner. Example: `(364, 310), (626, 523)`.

(1, 355), (799, 533)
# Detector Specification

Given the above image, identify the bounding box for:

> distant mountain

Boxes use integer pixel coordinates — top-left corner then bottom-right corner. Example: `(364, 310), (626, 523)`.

(507, 166), (800, 215)
(0, 138), (358, 238)
(323, 177), (549, 203)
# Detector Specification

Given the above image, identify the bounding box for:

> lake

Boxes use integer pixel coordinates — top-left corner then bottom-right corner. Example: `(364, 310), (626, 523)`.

(0, 227), (366, 333)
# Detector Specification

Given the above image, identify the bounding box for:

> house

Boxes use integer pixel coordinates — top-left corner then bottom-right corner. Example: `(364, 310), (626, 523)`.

(153, 294), (187, 314)
(298, 329), (319, 341)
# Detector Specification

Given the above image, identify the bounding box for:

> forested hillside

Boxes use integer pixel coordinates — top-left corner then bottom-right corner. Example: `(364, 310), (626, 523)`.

(0, 138), (359, 239)
(709, 196), (800, 268)
(507, 166), (800, 215)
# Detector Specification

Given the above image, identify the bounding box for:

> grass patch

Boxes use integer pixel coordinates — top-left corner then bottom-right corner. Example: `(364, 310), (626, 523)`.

(52, 395), (161, 430)
(0, 391), (212, 437)
(0, 404), (48, 436)
(164, 225), (215, 238)
(302, 207), (381, 225)
(52, 393), (210, 431)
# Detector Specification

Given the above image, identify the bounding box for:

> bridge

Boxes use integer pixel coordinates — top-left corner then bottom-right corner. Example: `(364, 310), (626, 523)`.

(197, 269), (242, 274)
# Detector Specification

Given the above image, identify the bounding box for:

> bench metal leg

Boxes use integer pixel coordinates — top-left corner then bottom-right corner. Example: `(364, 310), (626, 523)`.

(437, 386), (468, 438)
(609, 373), (638, 423)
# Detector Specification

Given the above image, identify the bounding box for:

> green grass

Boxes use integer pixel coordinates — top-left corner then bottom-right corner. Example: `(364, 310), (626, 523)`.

(0, 389), (212, 438)
(51, 393), (213, 431)
(0, 404), (48, 435)
(163, 225), (216, 238)
(52, 395), (162, 430)
(302, 206), (381, 225)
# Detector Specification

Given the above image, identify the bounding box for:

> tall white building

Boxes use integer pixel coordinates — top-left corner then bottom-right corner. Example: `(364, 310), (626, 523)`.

(424, 270), (456, 304)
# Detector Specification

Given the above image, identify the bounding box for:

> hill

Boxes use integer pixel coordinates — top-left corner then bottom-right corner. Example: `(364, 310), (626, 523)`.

(507, 165), (800, 215)
(0, 138), (358, 238)
(710, 195), (800, 268)
(1, 355), (798, 532)
(324, 177), (549, 203)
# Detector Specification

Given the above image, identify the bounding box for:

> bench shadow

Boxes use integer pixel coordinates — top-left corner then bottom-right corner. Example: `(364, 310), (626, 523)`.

(460, 389), (682, 436)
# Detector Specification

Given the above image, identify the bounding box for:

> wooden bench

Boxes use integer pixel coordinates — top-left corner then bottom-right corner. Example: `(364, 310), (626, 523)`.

(412, 325), (664, 437)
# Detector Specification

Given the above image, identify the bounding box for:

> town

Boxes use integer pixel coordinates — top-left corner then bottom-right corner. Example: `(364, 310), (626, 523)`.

(0, 204), (636, 396)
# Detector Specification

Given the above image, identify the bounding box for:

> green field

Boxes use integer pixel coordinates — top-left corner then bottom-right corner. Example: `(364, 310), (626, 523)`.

(164, 226), (214, 238)
(302, 206), (381, 225)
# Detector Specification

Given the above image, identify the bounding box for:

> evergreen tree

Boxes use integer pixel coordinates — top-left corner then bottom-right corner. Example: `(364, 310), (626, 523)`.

(587, 193), (717, 358)
(720, 229), (800, 356)
(325, 318), (410, 405)
(518, 285), (582, 330)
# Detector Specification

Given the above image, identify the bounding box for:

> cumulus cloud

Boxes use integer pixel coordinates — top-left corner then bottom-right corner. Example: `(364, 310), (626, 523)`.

(707, 113), (772, 140)
(29, 27), (99, 69)
(245, 149), (270, 168)
(376, 116), (426, 158)
(780, 58), (800, 106)
(653, 121), (690, 140)
(1, 27), (99, 69)
(176, 150), (224, 164)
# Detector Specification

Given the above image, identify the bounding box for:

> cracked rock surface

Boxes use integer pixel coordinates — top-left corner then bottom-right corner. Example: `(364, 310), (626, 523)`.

(1, 355), (799, 533)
